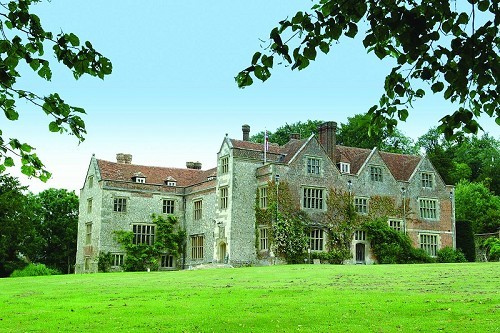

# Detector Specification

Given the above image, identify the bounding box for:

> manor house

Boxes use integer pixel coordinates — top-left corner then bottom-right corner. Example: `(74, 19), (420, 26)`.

(75, 122), (455, 273)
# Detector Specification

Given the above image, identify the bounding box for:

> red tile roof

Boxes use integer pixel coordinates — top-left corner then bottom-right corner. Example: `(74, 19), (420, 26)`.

(379, 151), (421, 181)
(97, 159), (216, 187)
(230, 138), (308, 163)
(336, 146), (372, 174)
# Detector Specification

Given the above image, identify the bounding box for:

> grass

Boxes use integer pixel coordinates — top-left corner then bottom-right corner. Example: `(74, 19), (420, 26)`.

(0, 263), (498, 332)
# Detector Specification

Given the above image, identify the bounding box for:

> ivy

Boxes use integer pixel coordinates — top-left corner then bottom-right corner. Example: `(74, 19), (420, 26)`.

(113, 214), (186, 272)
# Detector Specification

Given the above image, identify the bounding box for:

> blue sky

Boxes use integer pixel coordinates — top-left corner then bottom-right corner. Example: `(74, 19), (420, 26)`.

(4, 0), (497, 193)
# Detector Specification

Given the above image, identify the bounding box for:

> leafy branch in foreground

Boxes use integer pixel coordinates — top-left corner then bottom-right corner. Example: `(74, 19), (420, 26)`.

(236, 0), (498, 139)
(0, 0), (112, 180)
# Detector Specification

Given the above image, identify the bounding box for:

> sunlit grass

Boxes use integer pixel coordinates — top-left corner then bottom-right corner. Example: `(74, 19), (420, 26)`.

(1, 263), (498, 332)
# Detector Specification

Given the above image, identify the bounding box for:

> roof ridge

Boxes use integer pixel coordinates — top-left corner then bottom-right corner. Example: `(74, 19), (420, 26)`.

(96, 158), (206, 172)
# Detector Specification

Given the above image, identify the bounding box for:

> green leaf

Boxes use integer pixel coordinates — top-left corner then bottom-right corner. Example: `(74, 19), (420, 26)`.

(68, 33), (80, 46)
(477, 0), (489, 11)
(319, 42), (330, 54)
(4, 157), (14, 167)
(29, 59), (40, 71)
(431, 82), (445, 93)
(345, 23), (358, 38)
(4, 20), (13, 29)
(303, 46), (317, 60)
(261, 55), (273, 68)
(457, 12), (469, 25)
(251, 52), (261, 65)
(398, 109), (409, 121)
(49, 121), (60, 132)
(4, 108), (19, 120)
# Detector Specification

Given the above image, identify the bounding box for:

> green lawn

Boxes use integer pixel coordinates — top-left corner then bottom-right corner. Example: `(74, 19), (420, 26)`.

(0, 263), (498, 332)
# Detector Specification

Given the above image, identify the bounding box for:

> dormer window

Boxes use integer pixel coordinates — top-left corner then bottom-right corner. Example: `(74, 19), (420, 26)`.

(132, 172), (146, 183)
(164, 176), (177, 187)
(207, 176), (216, 181)
(337, 162), (350, 174)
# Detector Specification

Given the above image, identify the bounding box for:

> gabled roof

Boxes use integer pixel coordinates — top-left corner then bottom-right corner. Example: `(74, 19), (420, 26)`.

(379, 151), (422, 181)
(336, 145), (372, 174)
(229, 138), (309, 163)
(97, 159), (215, 187)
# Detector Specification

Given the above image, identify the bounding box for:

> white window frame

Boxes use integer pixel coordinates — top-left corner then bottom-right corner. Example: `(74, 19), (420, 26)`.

(419, 198), (438, 220)
(370, 166), (383, 182)
(419, 233), (439, 257)
(220, 187), (228, 209)
(421, 172), (434, 188)
(113, 197), (127, 213)
(220, 156), (229, 174)
(302, 187), (325, 210)
(354, 230), (366, 241)
(112, 253), (124, 267)
(309, 229), (325, 251)
(339, 162), (350, 174)
(132, 224), (156, 245)
(135, 177), (146, 184)
(259, 227), (269, 251)
(306, 157), (321, 175)
(193, 200), (202, 220)
(354, 197), (368, 214)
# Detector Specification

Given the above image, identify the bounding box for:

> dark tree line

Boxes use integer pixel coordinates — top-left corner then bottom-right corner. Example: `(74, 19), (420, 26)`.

(0, 173), (78, 277)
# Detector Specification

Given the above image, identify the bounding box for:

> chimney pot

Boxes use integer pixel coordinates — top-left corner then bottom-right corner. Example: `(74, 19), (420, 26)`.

(242, 124), (250, 141)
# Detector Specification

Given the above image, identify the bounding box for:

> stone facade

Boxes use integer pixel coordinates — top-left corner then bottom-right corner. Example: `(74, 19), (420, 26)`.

(75, 122), (455, 273)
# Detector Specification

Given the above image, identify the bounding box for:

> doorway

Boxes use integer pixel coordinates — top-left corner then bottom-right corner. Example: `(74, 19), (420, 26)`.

(219, 243), (227, 263)
(355, 243), (366, 264)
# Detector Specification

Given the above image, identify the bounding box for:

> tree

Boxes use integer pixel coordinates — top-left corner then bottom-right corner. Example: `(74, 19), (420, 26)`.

(0, 173), (42, 277)
(249, 120), (323, 145)
(455, 180), (500, 234)
(32, 188), (78, 274)
(456, 220), (476, 262)
(236, 1), (498, 139)
(337, 113), (418, 154)
(0, 1), (112, 180)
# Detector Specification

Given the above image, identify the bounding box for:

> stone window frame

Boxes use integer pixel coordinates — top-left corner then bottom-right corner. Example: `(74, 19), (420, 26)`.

(113, 197), (127, 213)
(309, 228), (325, 251)
(191, 234), (204, 260)
(87, 198), (93, 214)
(421, 172), (434, 189)
(162, 199), (175, 214)
(259, 186), (268, 209)
(302, 187), (325, 210)
(419, 233), (439, 257)
(259, 227), (269, 251)
(193, 199), (202, 220)
(132, 223), (156, 245)
(353, 230), (366, 241)
(220, 187), (229, 209)
(111, 253), (124, 267)
(87, 175), (94, 189)
(418, 198), (439, 220)
(85, 222), (92, 245)
(354, 197), (369, 214)
(160, 254), (175, 269)
(306, 156), (321, 175)
(370, 165), (383, 182)
(220, 155), (229, 174)
(388, 219), (403, 232)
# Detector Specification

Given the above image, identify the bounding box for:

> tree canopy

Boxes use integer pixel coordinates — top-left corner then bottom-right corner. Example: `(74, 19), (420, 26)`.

(236, 0), (499, 139)
(0, 0), (112, 180)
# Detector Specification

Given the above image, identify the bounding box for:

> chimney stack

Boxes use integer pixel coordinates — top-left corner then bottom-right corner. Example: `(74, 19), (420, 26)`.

(116, 153), (133, 164)
(318, 121), (337, 163)
(186, 161), (202, 170)
(242, 124), (250, 141)
(289, 133), (300, 140)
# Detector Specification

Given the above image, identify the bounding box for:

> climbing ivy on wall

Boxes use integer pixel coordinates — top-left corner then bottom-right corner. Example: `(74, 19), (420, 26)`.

(256, 181), (309, 263)
(114, 214), (186, 271)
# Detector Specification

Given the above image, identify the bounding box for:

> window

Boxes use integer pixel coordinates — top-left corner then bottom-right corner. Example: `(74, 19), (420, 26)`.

(132, 224), (155, 245)
(220, 187), (228, 209)
(112, 253), (124, 267)
(338, 162), (350, 174)
(87, 198), (92, 214)
(259, 228), (269, 251)
(191, 235), (204, 260)
(135, 177), (145, 183)
(166, 181), (176, 187)
(388, 219), (403, 232)
(259, 187), (268, 209)
(419, 198), (438, 220)
(84, 257), (91, 271)
(310, 229), (324, 251)
(88, 176), (94, 189)
(421, 172), (434, 188)
(113, 198), (127, 212)
(370, 166), (383, 181)
(420, 233), (438, 256)
(193, 200), (202, 220)
(303, 188), (324, 210)
(354, 197), (368, 214)
(162, 199), (175, 214)
(221, 156), (229, 174)
(307, 157), (321, 175)
(85, 223), (92, 245)
(160, 254), (174, 268)
(354, 230), (366, 241)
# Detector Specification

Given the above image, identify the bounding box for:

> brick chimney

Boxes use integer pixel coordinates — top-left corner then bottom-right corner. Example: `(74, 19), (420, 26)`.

(318, 121), (337, 163)
(116, 153), (132, 164)
(242, 124), (250, 141)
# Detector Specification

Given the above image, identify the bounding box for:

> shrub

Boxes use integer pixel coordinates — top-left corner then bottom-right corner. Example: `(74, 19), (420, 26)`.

(481, 237), (500, 261)
(10, 263), (60, 277)
(437, 247), (467, 263)
(456, 220), (475, 262)
(97, 252), (112, 272)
